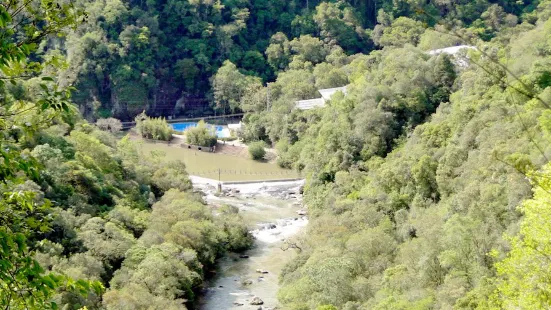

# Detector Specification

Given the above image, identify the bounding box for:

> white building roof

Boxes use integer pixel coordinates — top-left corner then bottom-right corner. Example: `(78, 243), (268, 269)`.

(428, 45), (476, 56)
(318, 86), (347, 101)
(295, 98), (325, 110)
(428, 45), (476, 67)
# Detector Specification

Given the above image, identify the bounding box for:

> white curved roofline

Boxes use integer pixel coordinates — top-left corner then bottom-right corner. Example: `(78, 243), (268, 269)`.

(318, 86), (348, 100)
(295, 98), (325, 110)
(428, 45), (476, 56)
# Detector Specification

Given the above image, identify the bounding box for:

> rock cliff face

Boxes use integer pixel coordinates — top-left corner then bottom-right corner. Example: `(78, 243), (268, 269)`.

(74, 77), (187, 121)
(74, 84), (213, 121)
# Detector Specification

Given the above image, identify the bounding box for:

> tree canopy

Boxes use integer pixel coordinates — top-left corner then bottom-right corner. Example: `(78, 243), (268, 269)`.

(3, 0), (551, 309)
(32, 0), (540, 120)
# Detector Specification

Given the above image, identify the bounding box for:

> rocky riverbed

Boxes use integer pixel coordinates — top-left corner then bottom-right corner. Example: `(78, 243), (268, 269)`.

(191, 177), (307, 310)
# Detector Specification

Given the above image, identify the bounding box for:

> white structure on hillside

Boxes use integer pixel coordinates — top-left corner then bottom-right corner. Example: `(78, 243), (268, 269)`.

(295, 98), (325, 110)
(295, 86), (348, 110)
(428, 45), (476, 56)
(428, 45), (476, 67)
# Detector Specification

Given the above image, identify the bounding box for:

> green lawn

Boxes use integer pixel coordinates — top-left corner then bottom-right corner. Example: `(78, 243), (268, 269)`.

(139, 140), (299, 181)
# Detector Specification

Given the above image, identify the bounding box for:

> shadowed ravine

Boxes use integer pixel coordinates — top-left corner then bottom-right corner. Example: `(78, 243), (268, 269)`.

(191, 177), (307, 310)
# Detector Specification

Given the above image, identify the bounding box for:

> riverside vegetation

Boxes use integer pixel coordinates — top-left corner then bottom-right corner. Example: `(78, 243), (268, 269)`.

(3, 0), (551, 309)
(0, 3), (251, 309)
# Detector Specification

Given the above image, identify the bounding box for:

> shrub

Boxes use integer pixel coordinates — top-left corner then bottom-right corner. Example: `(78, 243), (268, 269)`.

(317, 306), (338, 310)
(276, 139), (305, 169)
(217, 205), (254, 252)
(185, 120), (218, 147)
(248, 141), (266, 160)
(96, 118), (123, 133)
(220, 136), (238, 142)
(135, 112), (172, 141)
(276, 139), (292, 168)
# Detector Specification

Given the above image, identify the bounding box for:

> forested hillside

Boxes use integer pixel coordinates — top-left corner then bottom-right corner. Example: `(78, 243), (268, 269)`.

(51, 0), (537, 119)
(3, 0), (551, 309)
(216, 0), (551, 309)
(1, 3), (251, 309)
(256, 2), (551, 310)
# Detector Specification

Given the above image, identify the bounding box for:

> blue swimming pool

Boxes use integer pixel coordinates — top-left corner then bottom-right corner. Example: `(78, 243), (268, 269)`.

(171, 122), (230, 138)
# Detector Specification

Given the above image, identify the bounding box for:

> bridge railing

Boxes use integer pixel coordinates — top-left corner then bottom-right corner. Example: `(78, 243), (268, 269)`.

(188, 169), (298, 176)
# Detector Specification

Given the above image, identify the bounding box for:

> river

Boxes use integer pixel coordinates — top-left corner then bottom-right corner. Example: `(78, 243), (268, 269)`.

(191, 177), (307, 310)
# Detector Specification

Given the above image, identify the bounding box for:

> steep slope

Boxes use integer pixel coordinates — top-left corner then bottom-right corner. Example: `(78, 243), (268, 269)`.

(273, 4), (551, 309)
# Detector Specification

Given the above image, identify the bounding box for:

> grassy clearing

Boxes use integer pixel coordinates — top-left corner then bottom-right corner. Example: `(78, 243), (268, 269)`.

(138, 140), (299, 181)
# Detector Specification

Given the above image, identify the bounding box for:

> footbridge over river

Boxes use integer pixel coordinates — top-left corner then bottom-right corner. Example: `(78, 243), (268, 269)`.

(187, 168), (301, 182)
(189, 175), (305, 197)
(189, 175), (304, 190)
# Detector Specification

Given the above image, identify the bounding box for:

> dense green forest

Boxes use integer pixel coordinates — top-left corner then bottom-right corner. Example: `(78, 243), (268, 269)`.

(48, 0), (538, 119)
(0, 2), (251, 309)
(241, 1), (551, 309)
(215, 0), (551, 309)
(3, 0), (551, 309)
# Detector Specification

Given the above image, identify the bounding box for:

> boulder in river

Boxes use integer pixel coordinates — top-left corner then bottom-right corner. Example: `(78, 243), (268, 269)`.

(256, 269), (269, 274)
(233, 302), (244, 306)
(250, 297), (264, 305)
(242, 279), (253, 286)
(239, 255), (249, 258)
(297, 210), (307, 215)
